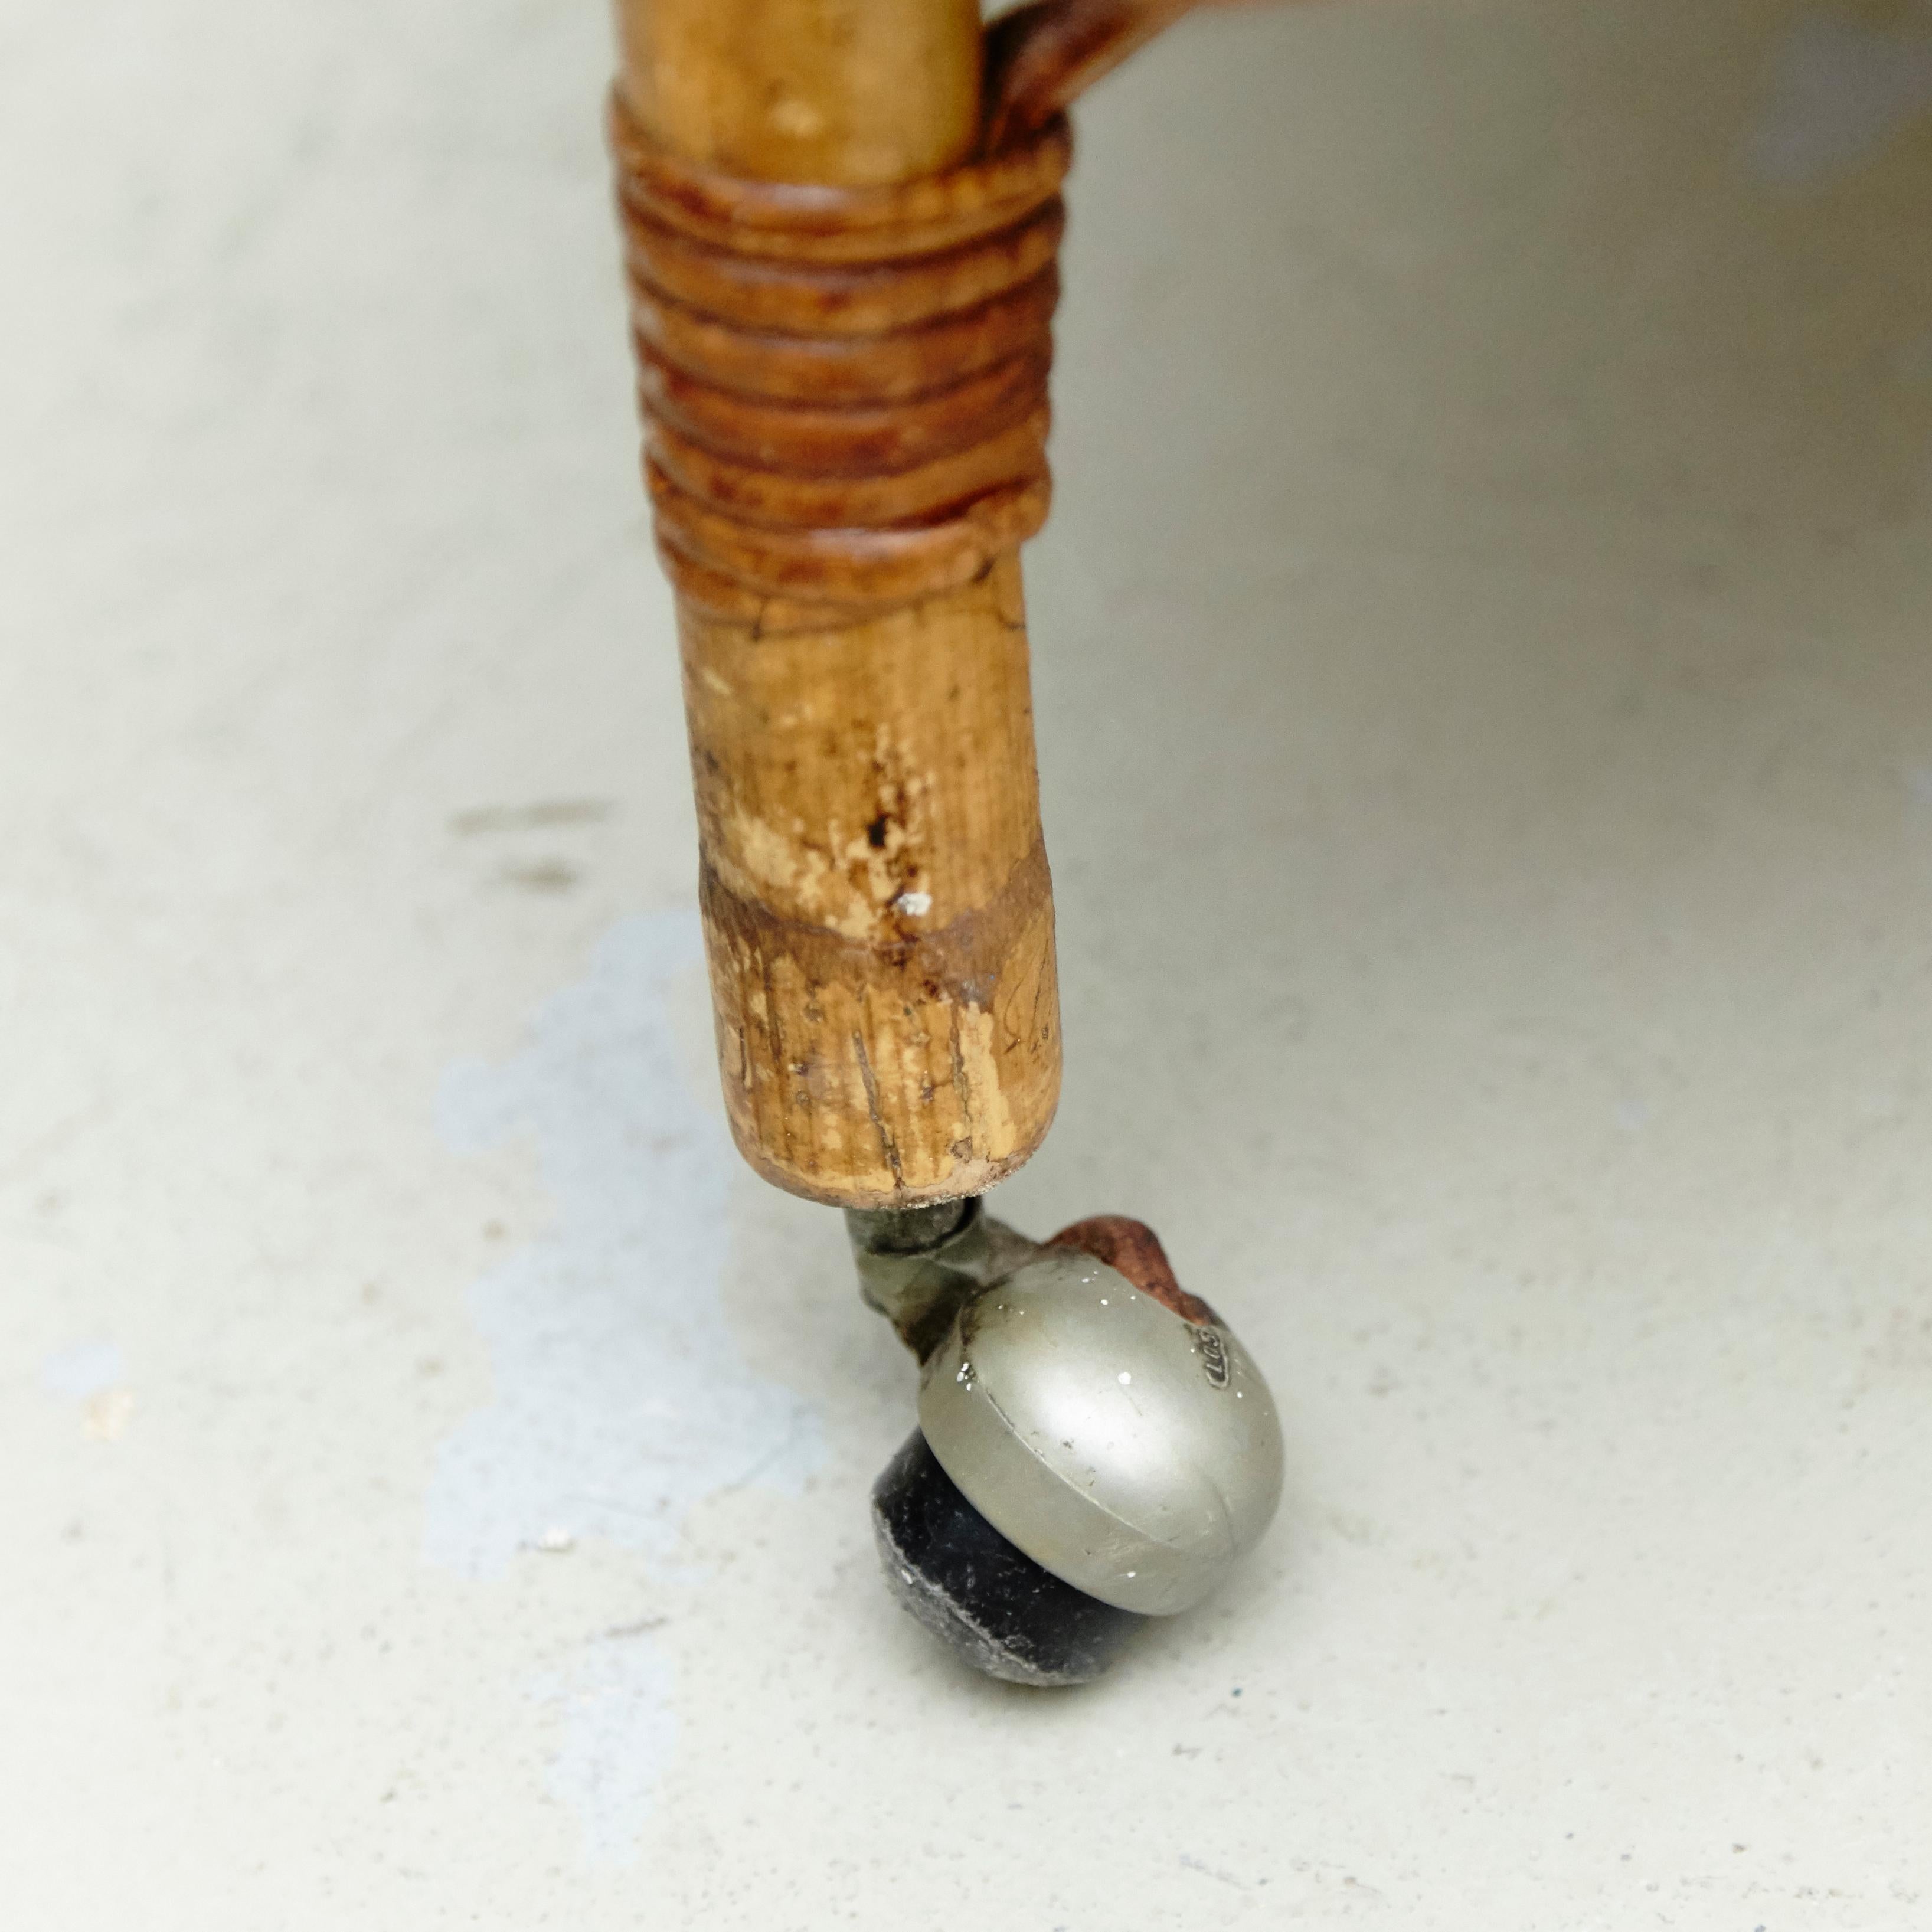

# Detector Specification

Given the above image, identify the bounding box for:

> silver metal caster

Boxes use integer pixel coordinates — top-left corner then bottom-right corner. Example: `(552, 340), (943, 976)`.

(851, 1200), (1284, 1685)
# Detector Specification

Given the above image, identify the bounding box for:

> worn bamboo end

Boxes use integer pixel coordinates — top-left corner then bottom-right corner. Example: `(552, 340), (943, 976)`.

(612, 0), (1087, 1207)
(680, 557), (1061, 1205)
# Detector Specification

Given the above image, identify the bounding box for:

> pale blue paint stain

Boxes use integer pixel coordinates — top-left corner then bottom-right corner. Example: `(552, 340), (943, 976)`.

(429, 909), (823, 1861)
(530, 1637), (679, 1872)
(40, 1339), (124, 1400)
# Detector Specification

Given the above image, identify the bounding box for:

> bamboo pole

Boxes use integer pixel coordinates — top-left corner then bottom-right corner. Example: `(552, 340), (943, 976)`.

(612, 0), (1063, 1209)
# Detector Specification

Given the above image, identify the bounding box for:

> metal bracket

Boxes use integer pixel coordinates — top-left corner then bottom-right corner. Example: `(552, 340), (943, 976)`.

(845, 1198), (1042, 1361)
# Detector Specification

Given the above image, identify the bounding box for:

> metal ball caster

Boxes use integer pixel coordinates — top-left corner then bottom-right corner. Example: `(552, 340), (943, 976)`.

(849, 1200), (1283, 1686)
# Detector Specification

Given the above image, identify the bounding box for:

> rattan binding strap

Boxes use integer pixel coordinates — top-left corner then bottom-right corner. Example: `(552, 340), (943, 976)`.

(609, 93), (1073, 624)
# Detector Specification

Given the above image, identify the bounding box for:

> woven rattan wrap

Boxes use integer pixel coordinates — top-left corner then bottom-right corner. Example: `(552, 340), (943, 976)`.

(610, 92), (1073, 621)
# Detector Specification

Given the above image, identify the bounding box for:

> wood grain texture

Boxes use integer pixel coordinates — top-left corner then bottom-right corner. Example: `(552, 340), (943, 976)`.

(683, 556), (1059, 1205)
(613, 0), (1063, 1204)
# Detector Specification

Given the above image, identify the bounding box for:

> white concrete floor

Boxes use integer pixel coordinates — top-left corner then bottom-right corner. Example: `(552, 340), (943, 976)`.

(5, 1), (1932, 1925)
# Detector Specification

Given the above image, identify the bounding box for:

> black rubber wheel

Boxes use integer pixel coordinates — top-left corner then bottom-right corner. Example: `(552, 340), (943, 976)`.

(870, 1428), (1145, 1686)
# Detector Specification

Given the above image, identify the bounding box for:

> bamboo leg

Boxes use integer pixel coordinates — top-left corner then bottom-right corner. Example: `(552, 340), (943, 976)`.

(604, 0), (1286, 1693)
(613, 0), (1061, 1209)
